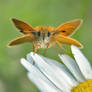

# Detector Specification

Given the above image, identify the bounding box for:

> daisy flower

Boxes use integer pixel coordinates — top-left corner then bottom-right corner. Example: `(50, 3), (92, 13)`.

(21, 45), (92, 92)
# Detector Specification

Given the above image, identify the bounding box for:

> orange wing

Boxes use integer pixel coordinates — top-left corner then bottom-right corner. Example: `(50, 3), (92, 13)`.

(56, 19), (83, 36)
(51, 34), (83, 48)
(8, 34), (36, 46)
(11, 18), (35, 34)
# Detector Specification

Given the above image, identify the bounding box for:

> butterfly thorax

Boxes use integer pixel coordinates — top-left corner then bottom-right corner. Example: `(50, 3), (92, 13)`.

(34, 26), (55, 48)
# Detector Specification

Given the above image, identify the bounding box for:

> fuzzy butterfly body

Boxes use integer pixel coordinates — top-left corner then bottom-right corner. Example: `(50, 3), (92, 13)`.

(8, 18), (83, 53)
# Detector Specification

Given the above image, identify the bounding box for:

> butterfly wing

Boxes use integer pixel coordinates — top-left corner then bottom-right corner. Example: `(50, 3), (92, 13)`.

(12, 18), (35, 34)
(51, 34), (83, 48)
(8, 34), (36, 46)
(56, 19), (83, 36)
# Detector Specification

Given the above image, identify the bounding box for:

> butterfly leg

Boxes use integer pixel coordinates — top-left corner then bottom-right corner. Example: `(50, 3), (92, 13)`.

(56, 41), (71, 54)
(43, 43), (50, 56)
(34, 44), (39, 54)
(32, 43), (35, 52)
(52, 44), (62, 54)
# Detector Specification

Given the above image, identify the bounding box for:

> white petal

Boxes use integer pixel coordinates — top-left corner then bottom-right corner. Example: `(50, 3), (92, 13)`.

(40, 55), (69, 71)
(30, 52), (78, 92)
(59, 54), (85, 82)
(21, 58), (62, 92)
(41, 55), (78, 86)
(41, 55), (78, 85)
(27, 53), (35, 64)
(71, 45), (92, 79)
(28, 73), (62, 92)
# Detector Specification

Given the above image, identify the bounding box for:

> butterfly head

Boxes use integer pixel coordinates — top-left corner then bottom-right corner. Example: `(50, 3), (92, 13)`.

(33, 26), (55, 48)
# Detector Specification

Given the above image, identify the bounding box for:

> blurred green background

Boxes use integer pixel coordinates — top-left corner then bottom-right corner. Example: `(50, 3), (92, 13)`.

(0, 0), (92, 92)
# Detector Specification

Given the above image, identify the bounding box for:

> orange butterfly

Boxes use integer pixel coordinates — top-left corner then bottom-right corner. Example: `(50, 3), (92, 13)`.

(8, 18), (83, 53)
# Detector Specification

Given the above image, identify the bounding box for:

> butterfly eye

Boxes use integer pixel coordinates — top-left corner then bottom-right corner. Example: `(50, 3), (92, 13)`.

(61, 30), (66, 32)
(48, 32), (50, 37)
(20, 30), (24, 33)
(38, 32), (40, 37)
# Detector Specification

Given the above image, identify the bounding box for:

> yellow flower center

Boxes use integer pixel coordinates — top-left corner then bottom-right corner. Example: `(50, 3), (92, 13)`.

(71, 80), (92, 92)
